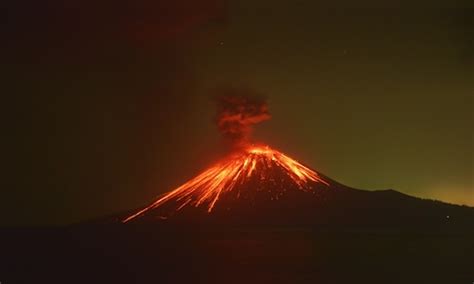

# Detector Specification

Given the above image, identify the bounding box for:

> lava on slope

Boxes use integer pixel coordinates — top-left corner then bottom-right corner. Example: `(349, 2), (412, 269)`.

(123, 145), (330, 223)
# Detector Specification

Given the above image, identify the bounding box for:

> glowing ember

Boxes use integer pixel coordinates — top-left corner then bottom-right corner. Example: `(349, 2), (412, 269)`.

(123, 146), (329, 223)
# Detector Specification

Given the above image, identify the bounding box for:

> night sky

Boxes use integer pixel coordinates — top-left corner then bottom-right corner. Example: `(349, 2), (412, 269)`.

(3, 0), (472, 225)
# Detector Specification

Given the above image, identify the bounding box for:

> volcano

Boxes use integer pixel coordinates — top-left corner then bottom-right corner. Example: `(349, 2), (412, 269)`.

(123, 145), (332, 223)
(121, 145), (473, 228)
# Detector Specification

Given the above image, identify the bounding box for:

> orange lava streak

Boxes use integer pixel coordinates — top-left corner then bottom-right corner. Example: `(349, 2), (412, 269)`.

(123, 146), (329, 223)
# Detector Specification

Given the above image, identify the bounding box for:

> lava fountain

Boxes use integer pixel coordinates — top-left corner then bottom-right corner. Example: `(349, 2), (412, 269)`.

(123, 145), (329, 222)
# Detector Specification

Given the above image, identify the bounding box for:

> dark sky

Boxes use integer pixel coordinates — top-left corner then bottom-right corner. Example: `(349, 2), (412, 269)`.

(2, 0), (472, 225)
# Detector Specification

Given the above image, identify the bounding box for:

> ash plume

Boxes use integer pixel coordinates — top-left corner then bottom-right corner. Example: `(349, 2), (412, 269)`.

(215, 88), (271, 146)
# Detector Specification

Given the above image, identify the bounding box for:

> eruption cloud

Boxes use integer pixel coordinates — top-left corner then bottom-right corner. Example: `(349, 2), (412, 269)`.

(215, 89), (271, 146)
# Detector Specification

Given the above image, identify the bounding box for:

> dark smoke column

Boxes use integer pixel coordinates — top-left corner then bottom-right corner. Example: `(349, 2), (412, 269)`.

(215, 88), (271, 147)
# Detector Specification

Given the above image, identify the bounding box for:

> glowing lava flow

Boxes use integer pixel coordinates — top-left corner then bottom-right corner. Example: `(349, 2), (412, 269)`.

(123, 146), (329, 223)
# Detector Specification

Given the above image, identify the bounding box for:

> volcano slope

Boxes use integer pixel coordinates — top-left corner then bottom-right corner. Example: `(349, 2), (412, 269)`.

(117, 146), (473, 231)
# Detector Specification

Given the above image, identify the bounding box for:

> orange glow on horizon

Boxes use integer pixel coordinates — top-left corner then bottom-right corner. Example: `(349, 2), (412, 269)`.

(123, 145), (329, 222)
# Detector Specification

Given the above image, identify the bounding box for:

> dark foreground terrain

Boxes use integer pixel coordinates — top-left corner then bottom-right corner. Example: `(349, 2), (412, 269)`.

(1, 224), (473, 284)
(2, 185), (473, 284)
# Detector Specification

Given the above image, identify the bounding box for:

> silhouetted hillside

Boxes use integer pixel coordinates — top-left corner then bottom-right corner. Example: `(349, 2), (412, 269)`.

(2, 172), (472, 283)
(101, 173), (473, 233)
